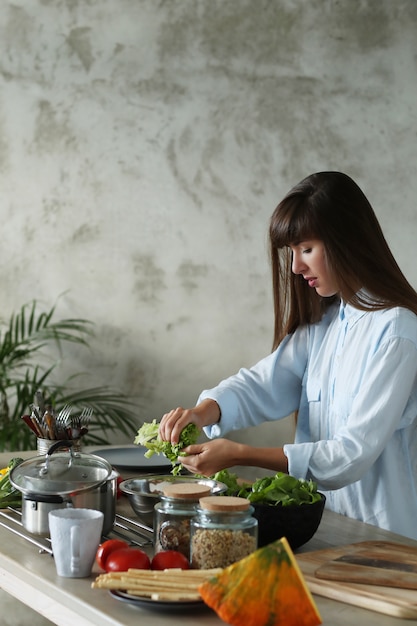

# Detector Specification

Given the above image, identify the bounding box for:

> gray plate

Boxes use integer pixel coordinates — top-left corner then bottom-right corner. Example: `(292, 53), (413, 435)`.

(91, 446), (172, 472)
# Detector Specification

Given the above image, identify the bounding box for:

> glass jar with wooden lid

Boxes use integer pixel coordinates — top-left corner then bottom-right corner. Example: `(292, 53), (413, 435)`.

(190, 495), (258, 569)
(154, 482), (211, 560)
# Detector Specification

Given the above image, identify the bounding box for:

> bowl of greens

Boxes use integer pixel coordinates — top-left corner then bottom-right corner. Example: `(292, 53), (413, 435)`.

(213, 470), (326, 550)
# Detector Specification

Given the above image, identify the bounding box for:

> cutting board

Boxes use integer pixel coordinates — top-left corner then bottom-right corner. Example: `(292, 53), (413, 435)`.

(296, 541), (417, 619)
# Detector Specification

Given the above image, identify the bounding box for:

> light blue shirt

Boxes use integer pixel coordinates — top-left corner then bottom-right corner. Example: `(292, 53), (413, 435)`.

(200, 301), (417, 539)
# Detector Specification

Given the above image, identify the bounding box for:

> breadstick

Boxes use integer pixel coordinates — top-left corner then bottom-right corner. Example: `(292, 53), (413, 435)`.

(91, 567), (222, 600)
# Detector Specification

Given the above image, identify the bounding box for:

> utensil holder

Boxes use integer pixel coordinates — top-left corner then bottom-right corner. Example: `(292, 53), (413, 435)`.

(37, 438), (82, 455)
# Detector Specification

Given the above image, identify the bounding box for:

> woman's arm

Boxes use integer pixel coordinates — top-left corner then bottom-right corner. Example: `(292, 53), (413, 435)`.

(178, 438), (289, 477)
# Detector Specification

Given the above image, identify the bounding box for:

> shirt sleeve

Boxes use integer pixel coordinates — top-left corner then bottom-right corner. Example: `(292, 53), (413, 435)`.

(285, 335), (417, 489)
(200, 326), (309, 439)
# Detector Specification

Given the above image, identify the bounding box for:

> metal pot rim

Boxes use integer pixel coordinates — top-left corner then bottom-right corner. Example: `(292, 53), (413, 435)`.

(119, 475), (227, 497)
(10, 450), (112, 497)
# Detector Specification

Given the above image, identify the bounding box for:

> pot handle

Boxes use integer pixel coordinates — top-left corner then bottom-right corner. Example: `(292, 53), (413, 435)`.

(40, 440), (75, 476)
(45, 440), (74, 456)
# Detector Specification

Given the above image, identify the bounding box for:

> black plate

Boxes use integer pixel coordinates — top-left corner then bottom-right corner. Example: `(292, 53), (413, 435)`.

(91, 446), (172, 472)
(109, 589), (207, 612)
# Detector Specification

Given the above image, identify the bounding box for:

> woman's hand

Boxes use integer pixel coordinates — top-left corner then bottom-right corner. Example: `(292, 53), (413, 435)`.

(158, 400), (289, 476)
(180, 439), (290, 476)
(158, 399), (221, 444)
(177, 439), (244, 477)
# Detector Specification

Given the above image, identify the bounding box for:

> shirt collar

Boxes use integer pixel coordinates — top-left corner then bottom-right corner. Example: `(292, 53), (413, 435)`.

(339, 299), (368, 326)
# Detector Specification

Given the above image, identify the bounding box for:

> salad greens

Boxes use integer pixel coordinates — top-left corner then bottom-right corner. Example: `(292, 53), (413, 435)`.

(211, 468), (250, 496)
(0, 457), (23, 508)
(212, 469), (321, 506)
(134, 419), (200, 476)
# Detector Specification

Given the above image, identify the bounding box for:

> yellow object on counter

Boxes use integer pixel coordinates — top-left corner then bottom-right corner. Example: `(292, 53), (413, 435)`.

(198, 536), (322, 626)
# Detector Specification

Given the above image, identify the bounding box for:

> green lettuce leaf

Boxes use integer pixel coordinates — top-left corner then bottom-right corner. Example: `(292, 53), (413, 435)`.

(211, 468), (321, 506)
(134, 419), (200, 475)
(0, 457), (23, 509)
(211, 469), (252, 496)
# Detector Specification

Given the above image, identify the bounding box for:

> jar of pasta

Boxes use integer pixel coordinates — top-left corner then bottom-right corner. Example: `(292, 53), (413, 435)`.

(154, 483), (211, 560)
(190, 496), (258, 569)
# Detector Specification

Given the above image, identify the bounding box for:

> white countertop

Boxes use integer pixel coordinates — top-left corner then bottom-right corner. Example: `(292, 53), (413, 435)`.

(1, 447), (416, 626)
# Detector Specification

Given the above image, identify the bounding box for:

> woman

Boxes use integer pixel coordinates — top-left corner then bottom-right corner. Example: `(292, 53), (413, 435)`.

(159, 172), (417, 539)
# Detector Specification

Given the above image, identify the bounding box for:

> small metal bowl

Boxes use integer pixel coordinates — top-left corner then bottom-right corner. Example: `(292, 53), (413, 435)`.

(119, 475), (227, 527)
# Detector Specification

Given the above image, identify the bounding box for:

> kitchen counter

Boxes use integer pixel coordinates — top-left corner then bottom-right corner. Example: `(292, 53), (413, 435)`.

(1, 447), (416, 626)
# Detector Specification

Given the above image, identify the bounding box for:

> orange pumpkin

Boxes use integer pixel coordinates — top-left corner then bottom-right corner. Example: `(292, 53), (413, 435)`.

(198, 537), (321, 626)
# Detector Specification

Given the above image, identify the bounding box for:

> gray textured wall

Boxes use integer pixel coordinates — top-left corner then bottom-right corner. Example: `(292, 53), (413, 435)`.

(0, 0), (416, 454)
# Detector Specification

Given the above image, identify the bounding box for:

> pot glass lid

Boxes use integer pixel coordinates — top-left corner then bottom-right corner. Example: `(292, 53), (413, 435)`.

(10, 452), (112, 496)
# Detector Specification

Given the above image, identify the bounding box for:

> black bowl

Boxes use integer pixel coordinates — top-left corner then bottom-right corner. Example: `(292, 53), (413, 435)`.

(252, 494), (326, 550)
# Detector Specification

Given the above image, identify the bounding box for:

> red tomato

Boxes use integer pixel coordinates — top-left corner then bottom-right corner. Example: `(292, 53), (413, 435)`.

(105, 547), (151, 572)
(95, 539), (129, 570)
(151, 550), (190, 571)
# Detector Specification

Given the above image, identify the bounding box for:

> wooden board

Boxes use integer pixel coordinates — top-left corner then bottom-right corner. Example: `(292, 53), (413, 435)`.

(296, 541), (417, 619)
(315, 546), (417, 589)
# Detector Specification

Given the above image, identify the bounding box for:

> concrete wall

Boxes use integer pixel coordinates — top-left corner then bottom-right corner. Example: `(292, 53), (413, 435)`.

(0, 1), (416, 465)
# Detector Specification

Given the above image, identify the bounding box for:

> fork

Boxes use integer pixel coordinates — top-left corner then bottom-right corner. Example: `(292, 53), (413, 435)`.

(57, 404), (73, 425)
(79, 407), (94, 425)
(55, 405), (73, 437)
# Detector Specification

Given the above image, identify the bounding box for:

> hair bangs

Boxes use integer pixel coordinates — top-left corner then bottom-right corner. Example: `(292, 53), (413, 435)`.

(270, 195), (318, 249)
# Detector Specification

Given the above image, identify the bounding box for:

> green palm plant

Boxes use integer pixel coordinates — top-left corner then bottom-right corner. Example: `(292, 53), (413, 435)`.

(0, 300), (139, 451)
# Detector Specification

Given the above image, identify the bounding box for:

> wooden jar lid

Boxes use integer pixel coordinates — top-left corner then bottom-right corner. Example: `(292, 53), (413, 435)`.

(199, 495), (250, 511)
(163, 483), (211, 499)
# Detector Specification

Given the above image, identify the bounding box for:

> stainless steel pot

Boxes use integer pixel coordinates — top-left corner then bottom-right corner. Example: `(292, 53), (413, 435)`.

(10, 441), (115, 536)
(71, 469), (118, 535)
(22, 493), (68, 535)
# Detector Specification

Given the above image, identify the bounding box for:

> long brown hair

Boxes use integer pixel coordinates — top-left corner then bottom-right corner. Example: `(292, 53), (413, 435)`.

(269, 172), (417, 349)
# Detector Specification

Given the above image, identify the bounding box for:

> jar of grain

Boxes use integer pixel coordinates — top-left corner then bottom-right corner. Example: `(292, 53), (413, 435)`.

(190, 495), (258, 569)
(154, 483), (211, 560)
